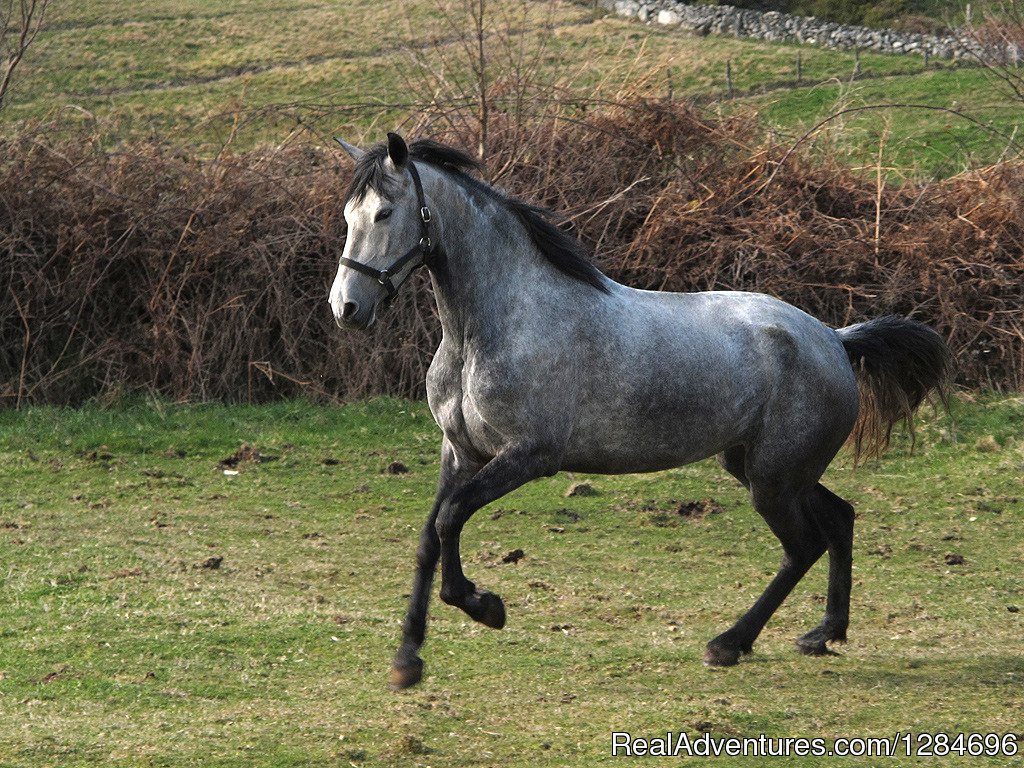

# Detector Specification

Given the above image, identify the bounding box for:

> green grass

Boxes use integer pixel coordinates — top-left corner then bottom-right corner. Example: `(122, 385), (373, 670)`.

(750, 67), (1024, 176)
(0, 396), (1021, 766)
(4, 0), (1020, 175)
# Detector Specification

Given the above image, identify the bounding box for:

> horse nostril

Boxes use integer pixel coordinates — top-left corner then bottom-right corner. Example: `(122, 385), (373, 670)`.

(342, 301), (359, 320)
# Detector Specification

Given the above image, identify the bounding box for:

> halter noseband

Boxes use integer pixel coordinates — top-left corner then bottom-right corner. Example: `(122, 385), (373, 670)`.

(338, 162), (435, 300)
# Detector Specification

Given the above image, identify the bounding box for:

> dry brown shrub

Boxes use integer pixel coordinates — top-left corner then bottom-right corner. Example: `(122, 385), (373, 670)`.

(1, 100), (1022, 405)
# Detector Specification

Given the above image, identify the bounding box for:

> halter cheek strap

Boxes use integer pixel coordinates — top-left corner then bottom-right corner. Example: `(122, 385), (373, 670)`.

(338, 162), (435, 299)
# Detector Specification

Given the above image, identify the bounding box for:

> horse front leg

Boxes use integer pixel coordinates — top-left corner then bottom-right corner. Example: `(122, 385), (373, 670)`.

(436, 444), (555, 632)
(390, 440), (481, 691)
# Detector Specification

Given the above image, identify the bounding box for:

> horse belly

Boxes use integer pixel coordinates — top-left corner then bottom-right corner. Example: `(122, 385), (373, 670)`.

(560, 393), (752, 474)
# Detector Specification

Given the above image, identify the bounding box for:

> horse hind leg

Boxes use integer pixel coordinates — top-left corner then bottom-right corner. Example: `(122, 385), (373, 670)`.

(704, 481), (828, 666)
(795, 483), (855, 656)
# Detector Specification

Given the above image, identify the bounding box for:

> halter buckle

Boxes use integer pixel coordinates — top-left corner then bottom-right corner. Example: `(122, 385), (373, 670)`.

(420, 206), (432, 224)
(377, 269), (391, 285)
(419, 236), (432, 252)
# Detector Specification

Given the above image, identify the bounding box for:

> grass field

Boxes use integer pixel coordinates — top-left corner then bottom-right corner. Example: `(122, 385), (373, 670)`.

(1, 396), (1021, 766)
(752, 66), (1024, 177)
(3, 0), (1020, 174)
(2, 4), (1021, 765)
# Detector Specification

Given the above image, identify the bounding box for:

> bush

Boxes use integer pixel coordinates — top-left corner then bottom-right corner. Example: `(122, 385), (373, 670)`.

(1, 101), (1022, 405)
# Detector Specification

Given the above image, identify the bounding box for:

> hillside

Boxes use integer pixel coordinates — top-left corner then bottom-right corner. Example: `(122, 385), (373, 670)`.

(2, 0), (1018, 175)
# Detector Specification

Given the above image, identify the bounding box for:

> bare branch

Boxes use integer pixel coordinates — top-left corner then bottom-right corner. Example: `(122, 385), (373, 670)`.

(0, 0), (49, 110)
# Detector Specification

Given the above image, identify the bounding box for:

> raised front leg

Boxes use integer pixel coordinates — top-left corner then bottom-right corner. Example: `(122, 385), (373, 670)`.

(435, 444), (556, 632)
(390, 440), (481, 691)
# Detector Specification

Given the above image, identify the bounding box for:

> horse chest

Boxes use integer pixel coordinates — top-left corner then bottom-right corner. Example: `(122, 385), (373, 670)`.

(426, 344), (512, 460)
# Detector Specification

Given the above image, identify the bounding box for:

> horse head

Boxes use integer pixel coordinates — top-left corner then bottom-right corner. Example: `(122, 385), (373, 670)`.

(329, 132), (434, 330)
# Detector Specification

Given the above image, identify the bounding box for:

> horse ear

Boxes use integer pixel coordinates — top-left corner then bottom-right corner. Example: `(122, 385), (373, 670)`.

(386, 132), (409, 170)
(334, 137), (365, 162)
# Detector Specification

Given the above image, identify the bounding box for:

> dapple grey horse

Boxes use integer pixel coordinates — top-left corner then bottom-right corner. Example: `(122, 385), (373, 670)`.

(329, 133), (949, 690)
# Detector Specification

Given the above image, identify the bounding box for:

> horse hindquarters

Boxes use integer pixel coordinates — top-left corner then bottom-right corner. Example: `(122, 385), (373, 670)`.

(706, 316), (948, 664)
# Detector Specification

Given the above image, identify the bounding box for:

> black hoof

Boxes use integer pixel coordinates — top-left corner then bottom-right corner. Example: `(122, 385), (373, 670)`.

(795, 627), (844, 657)
(704, 643), (740, 667)
(389, 651), (424, 691)
(795, 639), (841, 657)
(465, 590), (506, 629)
(704, 634), (752, 667)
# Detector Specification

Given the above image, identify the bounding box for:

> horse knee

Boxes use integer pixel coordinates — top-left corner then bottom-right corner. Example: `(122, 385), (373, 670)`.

(434, 503), (464, 541)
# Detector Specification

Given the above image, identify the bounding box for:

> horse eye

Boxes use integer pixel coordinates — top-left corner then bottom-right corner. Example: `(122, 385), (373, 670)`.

(374, 209), (393, 222)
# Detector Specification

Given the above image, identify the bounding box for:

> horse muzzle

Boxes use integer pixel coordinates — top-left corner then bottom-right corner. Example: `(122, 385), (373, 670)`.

(332, 300), (376, 331)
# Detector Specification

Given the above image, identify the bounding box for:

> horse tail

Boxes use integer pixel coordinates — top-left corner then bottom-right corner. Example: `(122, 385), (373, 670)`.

(836, 316), (951, 462)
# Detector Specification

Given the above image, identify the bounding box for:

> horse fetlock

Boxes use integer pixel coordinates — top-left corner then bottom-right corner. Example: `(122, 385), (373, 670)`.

(824, 619), (849, 643)
(438, 579), (472, 607)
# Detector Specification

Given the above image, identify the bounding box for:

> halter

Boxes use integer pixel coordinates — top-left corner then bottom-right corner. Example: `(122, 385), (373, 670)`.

(338, 162), (435, 299)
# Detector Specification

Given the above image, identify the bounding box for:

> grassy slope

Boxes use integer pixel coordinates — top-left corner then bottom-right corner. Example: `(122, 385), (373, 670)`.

(752, 67), (1024, 177)
(0, 397), (1021, 766)
(4, 0), (1020, 174)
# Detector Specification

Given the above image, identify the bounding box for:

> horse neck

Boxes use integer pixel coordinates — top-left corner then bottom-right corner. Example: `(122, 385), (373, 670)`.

(424, 169), (560, 341)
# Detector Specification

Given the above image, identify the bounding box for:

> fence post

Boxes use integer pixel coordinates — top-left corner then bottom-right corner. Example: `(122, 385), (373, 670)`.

(796, 52), (803, 84)
(726, 59), (734, 98)
(853, 47), (861, 79)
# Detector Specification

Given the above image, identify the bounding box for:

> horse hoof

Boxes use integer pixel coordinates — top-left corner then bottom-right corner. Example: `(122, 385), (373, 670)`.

(703, 642), (741, 667)
(467, 590), (506, 629)
(795, 638), (841, 657)
(389, 655), (424, 691)
(795, 626), (844, 657)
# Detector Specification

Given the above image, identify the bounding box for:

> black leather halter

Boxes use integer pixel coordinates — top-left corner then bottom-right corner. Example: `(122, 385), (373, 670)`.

(338, 162), (435, 299)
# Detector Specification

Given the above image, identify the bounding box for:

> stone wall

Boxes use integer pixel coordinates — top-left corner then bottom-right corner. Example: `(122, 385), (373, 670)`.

(598, 1), (981, 60)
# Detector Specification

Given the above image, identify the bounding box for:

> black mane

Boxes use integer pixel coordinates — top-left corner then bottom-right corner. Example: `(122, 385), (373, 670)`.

(346, 138), (609, 293)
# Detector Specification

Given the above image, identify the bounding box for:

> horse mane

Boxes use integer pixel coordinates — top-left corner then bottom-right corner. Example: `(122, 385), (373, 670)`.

(346, 138), (609, 293)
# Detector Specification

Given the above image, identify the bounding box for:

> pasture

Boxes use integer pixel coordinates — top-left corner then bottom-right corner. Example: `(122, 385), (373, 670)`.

(1, 397), (1021, 766)
(2, 1), (1023, 765)
(2, 0), (1021, 174)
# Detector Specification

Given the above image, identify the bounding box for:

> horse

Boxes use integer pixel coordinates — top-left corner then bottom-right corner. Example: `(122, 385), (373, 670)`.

(328, 132), (949, 691)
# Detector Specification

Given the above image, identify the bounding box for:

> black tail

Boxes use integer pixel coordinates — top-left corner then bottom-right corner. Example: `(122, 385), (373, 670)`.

(836, 316), (951, 461)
